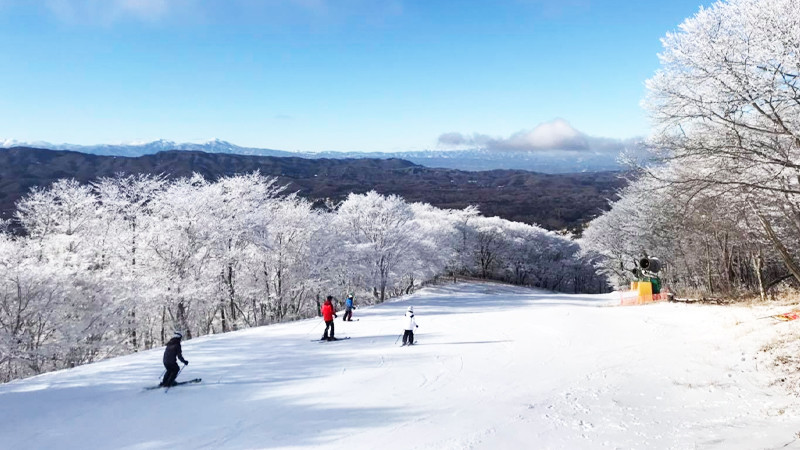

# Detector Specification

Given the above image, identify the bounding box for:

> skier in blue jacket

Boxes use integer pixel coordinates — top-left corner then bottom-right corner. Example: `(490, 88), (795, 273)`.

(343, 294), (355, 321)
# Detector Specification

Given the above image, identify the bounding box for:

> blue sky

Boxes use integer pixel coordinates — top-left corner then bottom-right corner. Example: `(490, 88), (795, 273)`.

(0, 0), (711, 153)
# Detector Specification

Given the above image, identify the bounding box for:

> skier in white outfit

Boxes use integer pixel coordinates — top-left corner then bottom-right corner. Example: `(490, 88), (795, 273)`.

(402, 306), (418, 346)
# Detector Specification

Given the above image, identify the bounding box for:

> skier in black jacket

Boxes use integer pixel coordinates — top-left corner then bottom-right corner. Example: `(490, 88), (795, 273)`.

(160, 331), (189, 387)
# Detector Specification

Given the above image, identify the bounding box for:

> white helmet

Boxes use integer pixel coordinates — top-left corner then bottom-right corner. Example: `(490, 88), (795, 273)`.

(407, 306), (413, 312)
(173, 331), (183, 339)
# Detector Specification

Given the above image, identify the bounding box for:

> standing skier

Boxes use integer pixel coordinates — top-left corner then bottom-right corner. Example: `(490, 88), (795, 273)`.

(160, 331), (189, 387)
(343, 294), (355, 321)
(321, 296), (338, 341)
(402, 306), (418, 346)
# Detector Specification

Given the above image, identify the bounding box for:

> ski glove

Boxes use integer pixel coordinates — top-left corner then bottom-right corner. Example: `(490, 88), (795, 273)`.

(184, 361), (189, 365)
(416, 325), (419, 328)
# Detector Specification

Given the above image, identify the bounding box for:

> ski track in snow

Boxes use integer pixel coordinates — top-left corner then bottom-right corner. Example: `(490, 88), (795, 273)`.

(1, 282), (798, 449)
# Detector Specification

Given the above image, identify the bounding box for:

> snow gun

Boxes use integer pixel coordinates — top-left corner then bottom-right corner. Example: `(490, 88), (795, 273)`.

(620, 255), (671, 306)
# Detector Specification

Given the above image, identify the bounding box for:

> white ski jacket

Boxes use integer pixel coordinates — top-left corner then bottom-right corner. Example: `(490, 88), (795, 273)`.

(403, 311), (417, 330)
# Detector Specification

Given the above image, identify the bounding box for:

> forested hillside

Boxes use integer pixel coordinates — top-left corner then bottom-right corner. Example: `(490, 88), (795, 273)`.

(0, 147), (625, 232)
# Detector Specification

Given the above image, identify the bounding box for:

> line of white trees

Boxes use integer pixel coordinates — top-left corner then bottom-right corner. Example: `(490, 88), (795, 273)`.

(0, 172), (605, 382)
(583, 0), (800, 299)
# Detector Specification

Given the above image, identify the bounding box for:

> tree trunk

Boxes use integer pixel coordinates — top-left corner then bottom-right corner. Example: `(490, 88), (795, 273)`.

(751, 203), (800, 285)
(228, 265), (237, 328)
(753, 251), (766, 302)
(176, 301), (191, 339)
(129, 309), (137, 351)
(220, 303), (228, 333)
(160, 306), (166, 344)
(705, 240), (714, 294)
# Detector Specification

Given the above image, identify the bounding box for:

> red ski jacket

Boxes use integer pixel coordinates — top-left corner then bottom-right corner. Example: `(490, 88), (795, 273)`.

(321, 300), (335, 321)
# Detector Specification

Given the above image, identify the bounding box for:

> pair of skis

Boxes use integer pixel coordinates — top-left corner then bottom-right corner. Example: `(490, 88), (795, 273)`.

(311, 336), (418, 346)
(144, 378), (202, 391)
(313, 337), (351, 342)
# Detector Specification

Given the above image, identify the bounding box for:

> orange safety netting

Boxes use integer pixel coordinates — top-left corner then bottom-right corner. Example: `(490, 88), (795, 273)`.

(772, 311), (800, 321)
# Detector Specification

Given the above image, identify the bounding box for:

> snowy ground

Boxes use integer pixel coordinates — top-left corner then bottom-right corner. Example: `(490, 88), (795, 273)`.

(1, 282), (799, 449)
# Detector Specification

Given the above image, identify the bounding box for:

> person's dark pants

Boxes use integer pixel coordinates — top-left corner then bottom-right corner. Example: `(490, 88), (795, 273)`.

(343, 308), (353, 321)
(402, 330), (414, 345)
(322, 320), (335, 340)
(162, 361), (180, 386)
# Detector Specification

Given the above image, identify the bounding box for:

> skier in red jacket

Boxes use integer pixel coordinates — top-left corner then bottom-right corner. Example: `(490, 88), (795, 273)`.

(321, 296), (338, 341)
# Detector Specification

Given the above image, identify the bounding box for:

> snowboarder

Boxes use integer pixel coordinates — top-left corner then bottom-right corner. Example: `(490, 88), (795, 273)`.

(321, 296), (337, 341)
(402, 306), (418, 346)
(343, 294), (355, 321)
(160, 331), (189, 387)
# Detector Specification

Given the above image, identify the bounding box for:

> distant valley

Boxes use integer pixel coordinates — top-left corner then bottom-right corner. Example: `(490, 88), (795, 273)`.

(1, 139), (628, 173)
(0, 147), (626, 232)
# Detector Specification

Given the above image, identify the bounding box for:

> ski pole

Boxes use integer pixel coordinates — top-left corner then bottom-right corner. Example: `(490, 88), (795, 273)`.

(307, 318), (324, 335)
(159, 369), (166, 380)
(394, 333), (402, 345)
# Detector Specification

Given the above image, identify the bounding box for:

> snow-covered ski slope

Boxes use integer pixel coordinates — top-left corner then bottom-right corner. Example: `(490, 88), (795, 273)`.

(1, 282), (798, 449)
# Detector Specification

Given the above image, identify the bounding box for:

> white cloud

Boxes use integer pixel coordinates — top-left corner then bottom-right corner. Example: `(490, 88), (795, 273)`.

(437, 132), (468, 147)
(504, 118), (588, 151)
(438, 119), (639, 154)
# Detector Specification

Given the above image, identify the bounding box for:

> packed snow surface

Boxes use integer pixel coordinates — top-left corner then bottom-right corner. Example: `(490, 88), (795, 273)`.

(1, 282), (798, 449)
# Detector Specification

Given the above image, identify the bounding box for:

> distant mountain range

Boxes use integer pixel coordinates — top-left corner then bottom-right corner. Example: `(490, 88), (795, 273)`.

(0, 139), (626, 173)
(0, 147), (626, 232)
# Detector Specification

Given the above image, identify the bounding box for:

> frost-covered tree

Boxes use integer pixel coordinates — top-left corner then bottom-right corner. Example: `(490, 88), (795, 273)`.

(0, 234), (64, 380)
(16, 179), (97, 255)
(333, 191), (418, 301)
(145, 175), (218, 340)
(644, 0), (800, 284)
(470, 216), (510, 279)
(7, 179), (122, 377)
(93, 174), (166, 350)
(250, 193), (321, 323)
(204, 173), (283, 330)
(402, 203), (461, 292)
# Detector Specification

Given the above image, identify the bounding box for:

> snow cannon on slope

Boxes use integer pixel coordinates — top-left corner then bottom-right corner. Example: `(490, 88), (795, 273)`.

(620, 255), (670, 306)
(638, 257), (660, 274)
